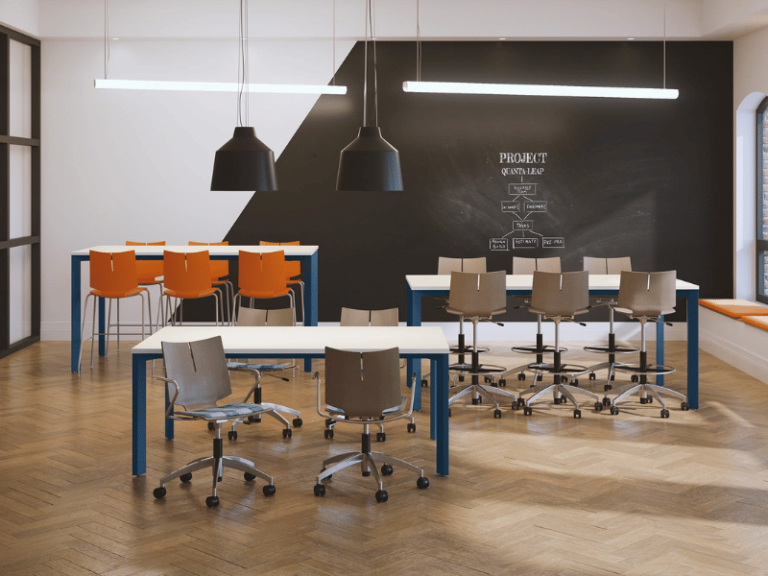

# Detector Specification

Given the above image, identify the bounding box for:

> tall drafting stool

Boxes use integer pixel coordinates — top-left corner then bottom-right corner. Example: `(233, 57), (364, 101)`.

(518, 271), (604, 418)
(582, 257), (638, 389)
(506, 257), (562, 383)
(152, 336), (277, 508)
(610, 271), (691, 418)
(313, 347), (429, 503)
(446, 270), (518, 418)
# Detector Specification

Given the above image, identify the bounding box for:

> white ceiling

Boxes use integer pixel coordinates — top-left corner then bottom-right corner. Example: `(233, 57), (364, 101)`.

(21, 0), (768, 41)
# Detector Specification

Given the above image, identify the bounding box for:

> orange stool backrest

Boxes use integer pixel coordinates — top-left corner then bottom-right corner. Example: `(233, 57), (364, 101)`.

(164, 250), (213, 296)
(90, 250), (139, 297)
(189, 241), (229, 282)
(126, 241), (164, 284)
(260, 240), (301, 280)
(239, 250), (287, 297)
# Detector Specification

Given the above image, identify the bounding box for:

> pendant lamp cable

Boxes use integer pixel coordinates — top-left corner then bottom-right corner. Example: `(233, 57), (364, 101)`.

(104, 0), (110, 80)
(371, 0), (378, 128)
(416, 0), (421, 82)
(663, 0), (667, 90)
(237, 0), (250, 127)
(332, 0), (336, 86)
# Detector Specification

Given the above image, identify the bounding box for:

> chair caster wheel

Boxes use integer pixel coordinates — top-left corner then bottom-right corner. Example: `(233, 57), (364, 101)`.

(589, 373), (596, 380)
(292, 418), (303, 427)
(362, 470), (371, 477)
(517, 398), (526, 408)
(407, 423), (416, 433)
(417, 476), (429, 489)
(205, 496), (219, 508)
(594, 402), (603, 411)
(631, 375), (639, 382)
(524, 406), (532, 416)
(499, 378), (506, 387)
(324, 429), (334, 439)
(448, 408), (452, 417)
(604, 384), (612, 392)
(381, 464), (393, 476)
(537, 375), (543, 381)
(572, 379), (579, 386)
(560, 396), (567, 404)
(244, 473), (255, 481)
(484, 376), (493, 384)
(681, 401), (690, 411)
(263, 484), (276, 496)
(553, 397), (562, 405)
(207, 422), (215, 431)
(610, 406), (619, 415)
(640, 397), (650, 404)
(180, 473), (192, 483)
(603, 397), (611, 407)
(282, 429), (292, 439)
(314, 484), (326, 497)
(661, 409), (670, 418)
(421, 379), (428, 388)
(573, 409), (581, 419)
(610, 375), (615, 381)
(511, 402), (519, 410)
(248, 415), (261, 424)
(153, 487), (166, 499)
(471, 397), (481, 405)
(518, 373), (526, 381)
(376, 432), (386, 442)
(228, 430), (237, 441)
(375, 490), (389, 503)
(493, 409), (502, 418)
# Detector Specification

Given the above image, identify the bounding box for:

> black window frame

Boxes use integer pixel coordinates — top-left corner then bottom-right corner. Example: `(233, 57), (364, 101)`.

(0, 24), (41, 359)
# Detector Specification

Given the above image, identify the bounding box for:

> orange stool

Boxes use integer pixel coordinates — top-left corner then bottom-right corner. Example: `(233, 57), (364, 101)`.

(235, 250), (295, 322)
(79, 250), (150, 371)
(126, 240), (165, 331)
(189, 241), (234, 324)
(162, 250), (224, 326)
(260, 241), (304, 324)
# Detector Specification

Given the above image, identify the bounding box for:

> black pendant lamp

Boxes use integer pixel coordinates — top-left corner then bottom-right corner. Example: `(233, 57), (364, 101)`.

(336, 0), (403, 191)
(211, 0), (278, 192)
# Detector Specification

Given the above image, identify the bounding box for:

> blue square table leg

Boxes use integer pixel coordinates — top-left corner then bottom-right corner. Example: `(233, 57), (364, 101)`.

(132, 354), (147, 476)
(435, 354), (449, 476)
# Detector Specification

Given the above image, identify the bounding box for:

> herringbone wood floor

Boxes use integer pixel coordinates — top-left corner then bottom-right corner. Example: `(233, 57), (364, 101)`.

(1, 340), (767, 575)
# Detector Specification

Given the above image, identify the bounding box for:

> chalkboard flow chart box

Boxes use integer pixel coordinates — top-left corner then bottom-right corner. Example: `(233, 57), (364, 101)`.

(489, 238), (509, 251)
(542, 237), (565, 248)
(524, 201), (547, 212)
(509, 183), (537, 195)
(501, 201), (522, 212)
(513, 238), (538, 249)
(513, 220), (534, 230)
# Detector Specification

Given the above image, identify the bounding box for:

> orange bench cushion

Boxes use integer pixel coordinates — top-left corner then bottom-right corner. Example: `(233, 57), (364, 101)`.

(699, 299), (768, 319)
(742, 315), (768, 331)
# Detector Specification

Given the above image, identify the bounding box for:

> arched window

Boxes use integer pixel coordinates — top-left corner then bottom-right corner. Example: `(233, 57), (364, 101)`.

(757, 97), (768, 304)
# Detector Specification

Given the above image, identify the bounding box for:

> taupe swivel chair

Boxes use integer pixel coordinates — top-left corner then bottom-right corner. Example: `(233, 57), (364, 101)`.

(227, 307), (301, 439)
(446, 270), (518, 418)
(582, 257), (638, 390)
(326, 307), (414, 440)
(610, 271), (691, 417)
(152, 336), (276, 508)
(518, 271), (604, 418)
(314, 347), (429, 503)
(505, 257), (562, 383)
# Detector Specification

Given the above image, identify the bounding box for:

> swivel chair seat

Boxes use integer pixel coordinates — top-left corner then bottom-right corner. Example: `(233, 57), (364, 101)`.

(610, 271), (691, 418)
(445, 270), (517, 418)
(518, 271), (603, 418)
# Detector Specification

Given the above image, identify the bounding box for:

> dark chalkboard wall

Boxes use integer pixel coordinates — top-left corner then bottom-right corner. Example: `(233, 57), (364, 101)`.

(224, 41), (733, 323)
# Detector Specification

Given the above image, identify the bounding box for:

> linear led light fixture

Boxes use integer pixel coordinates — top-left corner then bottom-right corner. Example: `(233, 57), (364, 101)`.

(94, 79), (347, 95)
(402, 81), (678, 100)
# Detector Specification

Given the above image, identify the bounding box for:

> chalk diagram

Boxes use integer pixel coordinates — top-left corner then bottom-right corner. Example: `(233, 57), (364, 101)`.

(489, 181), (564, 251)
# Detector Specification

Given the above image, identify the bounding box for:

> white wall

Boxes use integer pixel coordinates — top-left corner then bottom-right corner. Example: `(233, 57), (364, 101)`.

(41, 37), (353, 339)
(733, 26), (768, 300)
(0, 0), (39, 37)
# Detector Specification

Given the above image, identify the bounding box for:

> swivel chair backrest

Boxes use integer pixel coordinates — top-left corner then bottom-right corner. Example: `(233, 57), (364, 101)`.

(237, 307), (295, 326)
(438, 257), (487, 274)
(340, 307), (398, 327)
(617, 271), (676, 318)
(324, 347), (401, 419)
(530, 271), (589, 318)
(448, 271), (507, 317)
(512, 257), (561, 275)
(161, 336), (231, 410)
(583, 256), (632, 274)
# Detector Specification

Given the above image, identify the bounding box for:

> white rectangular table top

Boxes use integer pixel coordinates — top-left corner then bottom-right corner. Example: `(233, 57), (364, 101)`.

(406, 274), (699, 291)
(73, 245), (319, 257)
(132, 326), (450, 356)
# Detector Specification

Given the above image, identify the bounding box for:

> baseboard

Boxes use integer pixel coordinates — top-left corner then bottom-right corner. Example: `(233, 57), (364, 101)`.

(699, 306), (768, 384)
